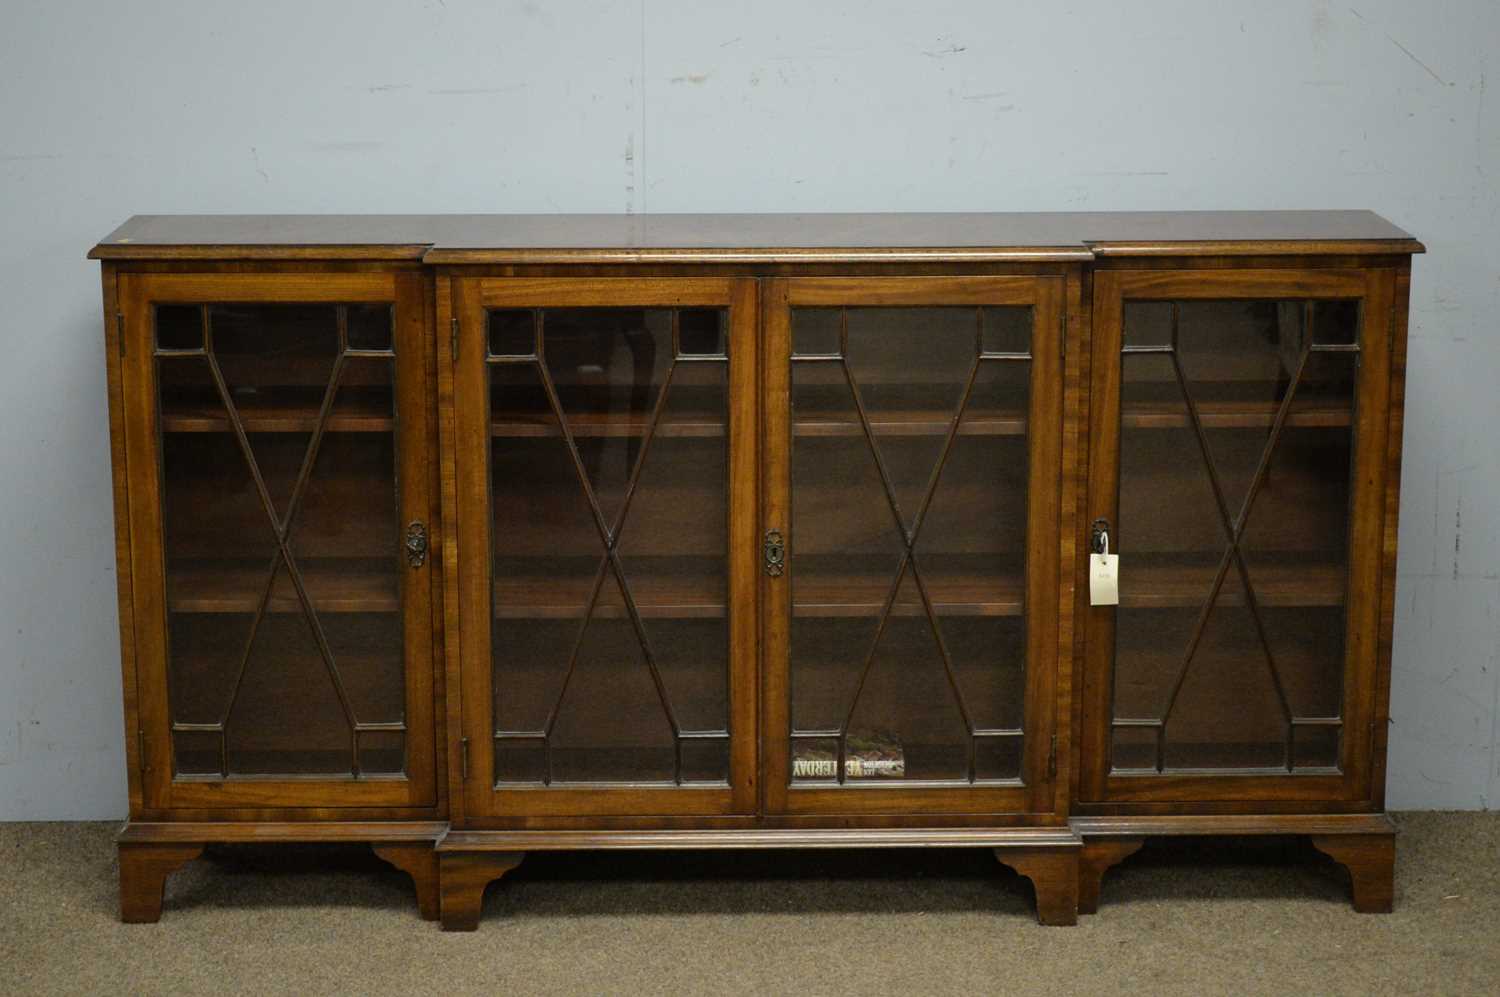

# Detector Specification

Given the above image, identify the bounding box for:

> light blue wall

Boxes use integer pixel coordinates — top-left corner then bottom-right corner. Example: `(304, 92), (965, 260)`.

(2, 0), (1495, 817)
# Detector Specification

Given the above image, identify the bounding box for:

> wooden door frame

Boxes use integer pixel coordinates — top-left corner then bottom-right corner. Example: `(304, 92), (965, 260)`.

(1079, 267), (1395, 805)
(451, 276), (759, 820)
(761, 275), (1066, 816)
(117, 271), (439, 811)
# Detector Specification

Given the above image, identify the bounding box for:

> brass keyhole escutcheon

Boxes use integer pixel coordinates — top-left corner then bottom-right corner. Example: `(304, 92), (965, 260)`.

(764, 528), (785, 577)
(405, 521), (428, 568)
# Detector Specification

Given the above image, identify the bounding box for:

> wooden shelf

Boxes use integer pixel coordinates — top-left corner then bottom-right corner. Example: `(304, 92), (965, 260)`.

(796, 409), (1028, 438)
(494, 562), (726, 620)
(1118, 555), (1347, 609)
(161, 400), (1348, 437)
(492, 556), (1030, 620)
(160, 388), (394, 433)
(488, 400), (1349, 439)
(793, 562), (1026, 618)
(163, 552), (1347, 619)
(1122, 398), (1352, 431)
(488, 407), (1030, 439)
(166, 558), (398, 614)
(489, 555), (1344, 619)
(490, 409), (724, 439)
(150, 380), (1347, 441)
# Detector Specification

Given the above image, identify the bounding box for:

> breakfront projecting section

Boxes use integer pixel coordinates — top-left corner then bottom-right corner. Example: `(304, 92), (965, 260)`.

(1080, 269), (1395, 805)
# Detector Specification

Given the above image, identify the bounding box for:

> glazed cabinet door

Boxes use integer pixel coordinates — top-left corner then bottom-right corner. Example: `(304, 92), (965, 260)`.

(117, 272), (438, 810)
(763, 277), (1065, 815)
(1081, 268), (1396, 804)
(451, 278), (758, 818)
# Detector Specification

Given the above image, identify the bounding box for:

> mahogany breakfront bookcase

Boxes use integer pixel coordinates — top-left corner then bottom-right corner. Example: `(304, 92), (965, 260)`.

(90, 212), (1421, 928)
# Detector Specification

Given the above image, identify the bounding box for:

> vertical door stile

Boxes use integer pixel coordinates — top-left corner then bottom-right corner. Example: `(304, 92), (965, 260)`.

(453, 278), (494, 817)
(727, 278), (761, 813)
(761, 280), (793, 807)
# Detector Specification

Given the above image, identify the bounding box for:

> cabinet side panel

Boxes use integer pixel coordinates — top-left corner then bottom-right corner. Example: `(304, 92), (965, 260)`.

(102, 264), (144, 814)
(116, 275), (173, 807)
(1371, 265), (1411, 810)
(1341, 270), (1395, 799)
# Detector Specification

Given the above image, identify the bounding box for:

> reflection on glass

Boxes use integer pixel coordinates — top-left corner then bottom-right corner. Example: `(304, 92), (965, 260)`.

(155, 304), (406, 778)
(1111, 300), (1358, 773)
(488, 308), (731, 786)
(789, 306), (1033, 785)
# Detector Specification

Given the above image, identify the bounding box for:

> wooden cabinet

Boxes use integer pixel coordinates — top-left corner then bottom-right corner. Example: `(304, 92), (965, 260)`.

(90, 212), (1421, 928)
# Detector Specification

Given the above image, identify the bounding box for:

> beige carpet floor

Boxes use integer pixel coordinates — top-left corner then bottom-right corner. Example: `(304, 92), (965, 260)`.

(2, 813), (1497, 995)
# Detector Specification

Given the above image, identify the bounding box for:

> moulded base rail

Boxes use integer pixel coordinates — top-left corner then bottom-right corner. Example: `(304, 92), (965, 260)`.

(115, 821), (1083, 928)
(117, 815), (1395, 927)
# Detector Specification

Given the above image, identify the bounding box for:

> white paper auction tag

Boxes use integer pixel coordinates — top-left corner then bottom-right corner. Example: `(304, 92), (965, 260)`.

(1089, 531), (1119, 606)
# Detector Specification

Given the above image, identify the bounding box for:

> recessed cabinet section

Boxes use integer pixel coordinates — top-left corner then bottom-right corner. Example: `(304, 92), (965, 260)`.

(117, 273), (438, 810)
(762, 278), (1065, 815)
(1080, 269), (1395, 804)
(450, 278), (760, 818)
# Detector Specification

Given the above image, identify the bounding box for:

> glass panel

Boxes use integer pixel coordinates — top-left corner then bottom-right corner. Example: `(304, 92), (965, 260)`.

(155, 305), (202, 351)
(172, 731), (219, 775)
(154, 303), (406, 779)
(681, 736), (730, 783)
(488, 309), (535, 358)
(1111, 726), (1157, 771)
(488, 307), (730, 787)
(1111, 299), (1359, 773)
(347, 304), (395, 351)
(789, 305), (1033, 785)
(494, 738), (547, 784)
(975, 735), (1024, 781)
(1293, 724), (1341, 769)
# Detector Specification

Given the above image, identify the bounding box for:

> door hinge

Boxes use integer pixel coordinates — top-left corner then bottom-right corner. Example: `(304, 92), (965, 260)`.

(1048, 734), (1058, 780)
(460, 735), (470, 781)
(116, 312), (126, 357)
(450, 317), (459, 364)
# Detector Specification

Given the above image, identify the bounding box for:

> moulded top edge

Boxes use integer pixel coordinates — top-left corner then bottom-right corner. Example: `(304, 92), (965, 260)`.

(417, 245), (1097, 264)
(89, 211), (1424, 261)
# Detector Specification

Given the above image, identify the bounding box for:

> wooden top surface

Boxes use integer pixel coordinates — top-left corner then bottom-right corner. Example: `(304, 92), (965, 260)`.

(90, 210), (1423, 262)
